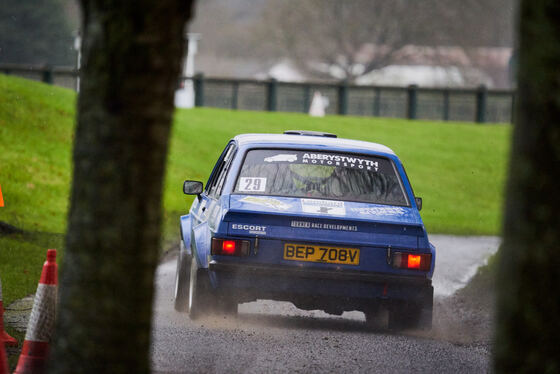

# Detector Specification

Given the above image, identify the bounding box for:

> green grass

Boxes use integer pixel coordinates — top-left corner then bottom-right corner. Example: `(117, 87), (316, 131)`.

(0, 74), (75, 307)
(0, 74), (511, 306)
(0, 233), (64, 304)
(0, 74), (75, 234)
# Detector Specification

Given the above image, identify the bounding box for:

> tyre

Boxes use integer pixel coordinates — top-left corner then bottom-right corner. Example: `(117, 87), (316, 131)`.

(188, 257), (213, 320)
(174, 241), (191, 312)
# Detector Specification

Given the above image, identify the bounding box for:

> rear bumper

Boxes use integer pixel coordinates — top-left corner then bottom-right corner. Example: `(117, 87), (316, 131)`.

(208, 261), (432, 311)
(209, 261), (431, 285)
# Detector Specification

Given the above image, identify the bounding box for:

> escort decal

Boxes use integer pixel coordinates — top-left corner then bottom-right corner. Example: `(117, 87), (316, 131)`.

(231, 223), (267, 235)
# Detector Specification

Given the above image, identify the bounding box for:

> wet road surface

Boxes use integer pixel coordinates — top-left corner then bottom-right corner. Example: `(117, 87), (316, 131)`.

(151, 235), (499, 373)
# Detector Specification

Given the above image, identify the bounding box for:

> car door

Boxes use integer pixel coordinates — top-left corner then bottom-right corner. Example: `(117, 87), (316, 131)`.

(207, 142), (236, 228)
(191, 142), (237, 267)
(191, 142), (235, 224)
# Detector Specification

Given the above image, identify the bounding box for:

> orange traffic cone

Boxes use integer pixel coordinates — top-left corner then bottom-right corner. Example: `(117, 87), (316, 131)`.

(0, 278), (17, 347)
(0, 279), (9, 374)
(14, 249), (58, 374)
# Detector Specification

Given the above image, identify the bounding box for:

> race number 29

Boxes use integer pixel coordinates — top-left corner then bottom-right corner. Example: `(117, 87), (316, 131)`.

(238, 177), (267, 192)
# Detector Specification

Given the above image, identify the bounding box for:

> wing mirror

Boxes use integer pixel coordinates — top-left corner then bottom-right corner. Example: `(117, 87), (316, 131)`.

(415, 197), (423, 211)
(183, 180), (203, 195)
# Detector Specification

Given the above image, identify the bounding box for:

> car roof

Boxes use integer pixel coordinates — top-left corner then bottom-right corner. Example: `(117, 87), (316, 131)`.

(233, 134), (396, 156)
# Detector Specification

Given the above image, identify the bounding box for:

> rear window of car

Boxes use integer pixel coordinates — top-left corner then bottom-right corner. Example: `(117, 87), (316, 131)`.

(233, 149), (409, 206)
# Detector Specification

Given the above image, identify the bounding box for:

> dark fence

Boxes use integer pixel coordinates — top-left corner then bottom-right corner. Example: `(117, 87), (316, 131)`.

(0, 63), (78, 91)
(189, 75), (514, 123)
(0, 64), (515, 123)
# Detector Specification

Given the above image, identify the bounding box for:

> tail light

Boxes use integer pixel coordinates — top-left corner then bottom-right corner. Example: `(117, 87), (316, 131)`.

(211, 238), (250, 256)
(392, 251), (431, 271)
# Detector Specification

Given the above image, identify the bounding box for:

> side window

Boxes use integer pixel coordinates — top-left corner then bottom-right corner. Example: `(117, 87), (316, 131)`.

(208, 143), (236, 198)
(205, 142), (233, 195)
(401, 164), (415, 197)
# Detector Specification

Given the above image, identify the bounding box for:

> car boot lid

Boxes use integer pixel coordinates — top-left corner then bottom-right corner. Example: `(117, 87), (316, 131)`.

(229, 194), (422, 225)
(225, 195), (427, 248)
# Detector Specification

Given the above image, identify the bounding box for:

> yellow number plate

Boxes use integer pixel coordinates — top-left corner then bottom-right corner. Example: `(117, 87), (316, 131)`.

(284, 243), (360, 265)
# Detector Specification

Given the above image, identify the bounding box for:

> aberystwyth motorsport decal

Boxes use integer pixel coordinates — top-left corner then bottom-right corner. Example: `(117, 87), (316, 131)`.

(243, 149), (391, 173)
(300, 153), (379, 171)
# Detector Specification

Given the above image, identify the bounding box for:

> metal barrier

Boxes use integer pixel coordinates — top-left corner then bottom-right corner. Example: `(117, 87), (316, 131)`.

(0, 64), (514, 123)
(188, 74), (514, 123)
(0, 63), (77, 91)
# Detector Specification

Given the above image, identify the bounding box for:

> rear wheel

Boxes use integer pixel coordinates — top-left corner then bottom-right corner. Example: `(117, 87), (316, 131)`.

(188, 257), (213, 320)
(174, 241), (191, 312)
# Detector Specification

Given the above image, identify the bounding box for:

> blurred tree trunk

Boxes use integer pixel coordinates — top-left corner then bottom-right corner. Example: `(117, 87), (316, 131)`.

(495, 0), (560, 372)
(48, 1), (194, 373)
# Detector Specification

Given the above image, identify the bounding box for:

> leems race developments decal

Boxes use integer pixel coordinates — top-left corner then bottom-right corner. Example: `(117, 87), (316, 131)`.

(291, 220), (358, 232)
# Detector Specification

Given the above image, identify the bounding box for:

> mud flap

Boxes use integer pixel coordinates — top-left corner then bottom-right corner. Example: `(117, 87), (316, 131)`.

(174, 240), (192, 312)
(180, 214), (193, 256)
(192, 221), (211, 268)
(389, 285), (433, 330)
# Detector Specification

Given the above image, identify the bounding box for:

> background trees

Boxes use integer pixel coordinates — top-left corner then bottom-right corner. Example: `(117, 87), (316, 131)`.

(260, 0), (420, 81)
(251, 0), (515, 82)
(0, 0), (515, 85)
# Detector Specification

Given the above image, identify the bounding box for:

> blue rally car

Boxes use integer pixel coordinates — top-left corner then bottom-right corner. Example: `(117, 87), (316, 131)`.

(174, 131), (435, 330)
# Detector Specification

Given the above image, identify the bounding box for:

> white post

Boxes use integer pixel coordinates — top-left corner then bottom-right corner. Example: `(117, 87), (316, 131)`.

(309, 91), (328, 117)
(74, 32), (81, 93)
(175, 33), (200, 108)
